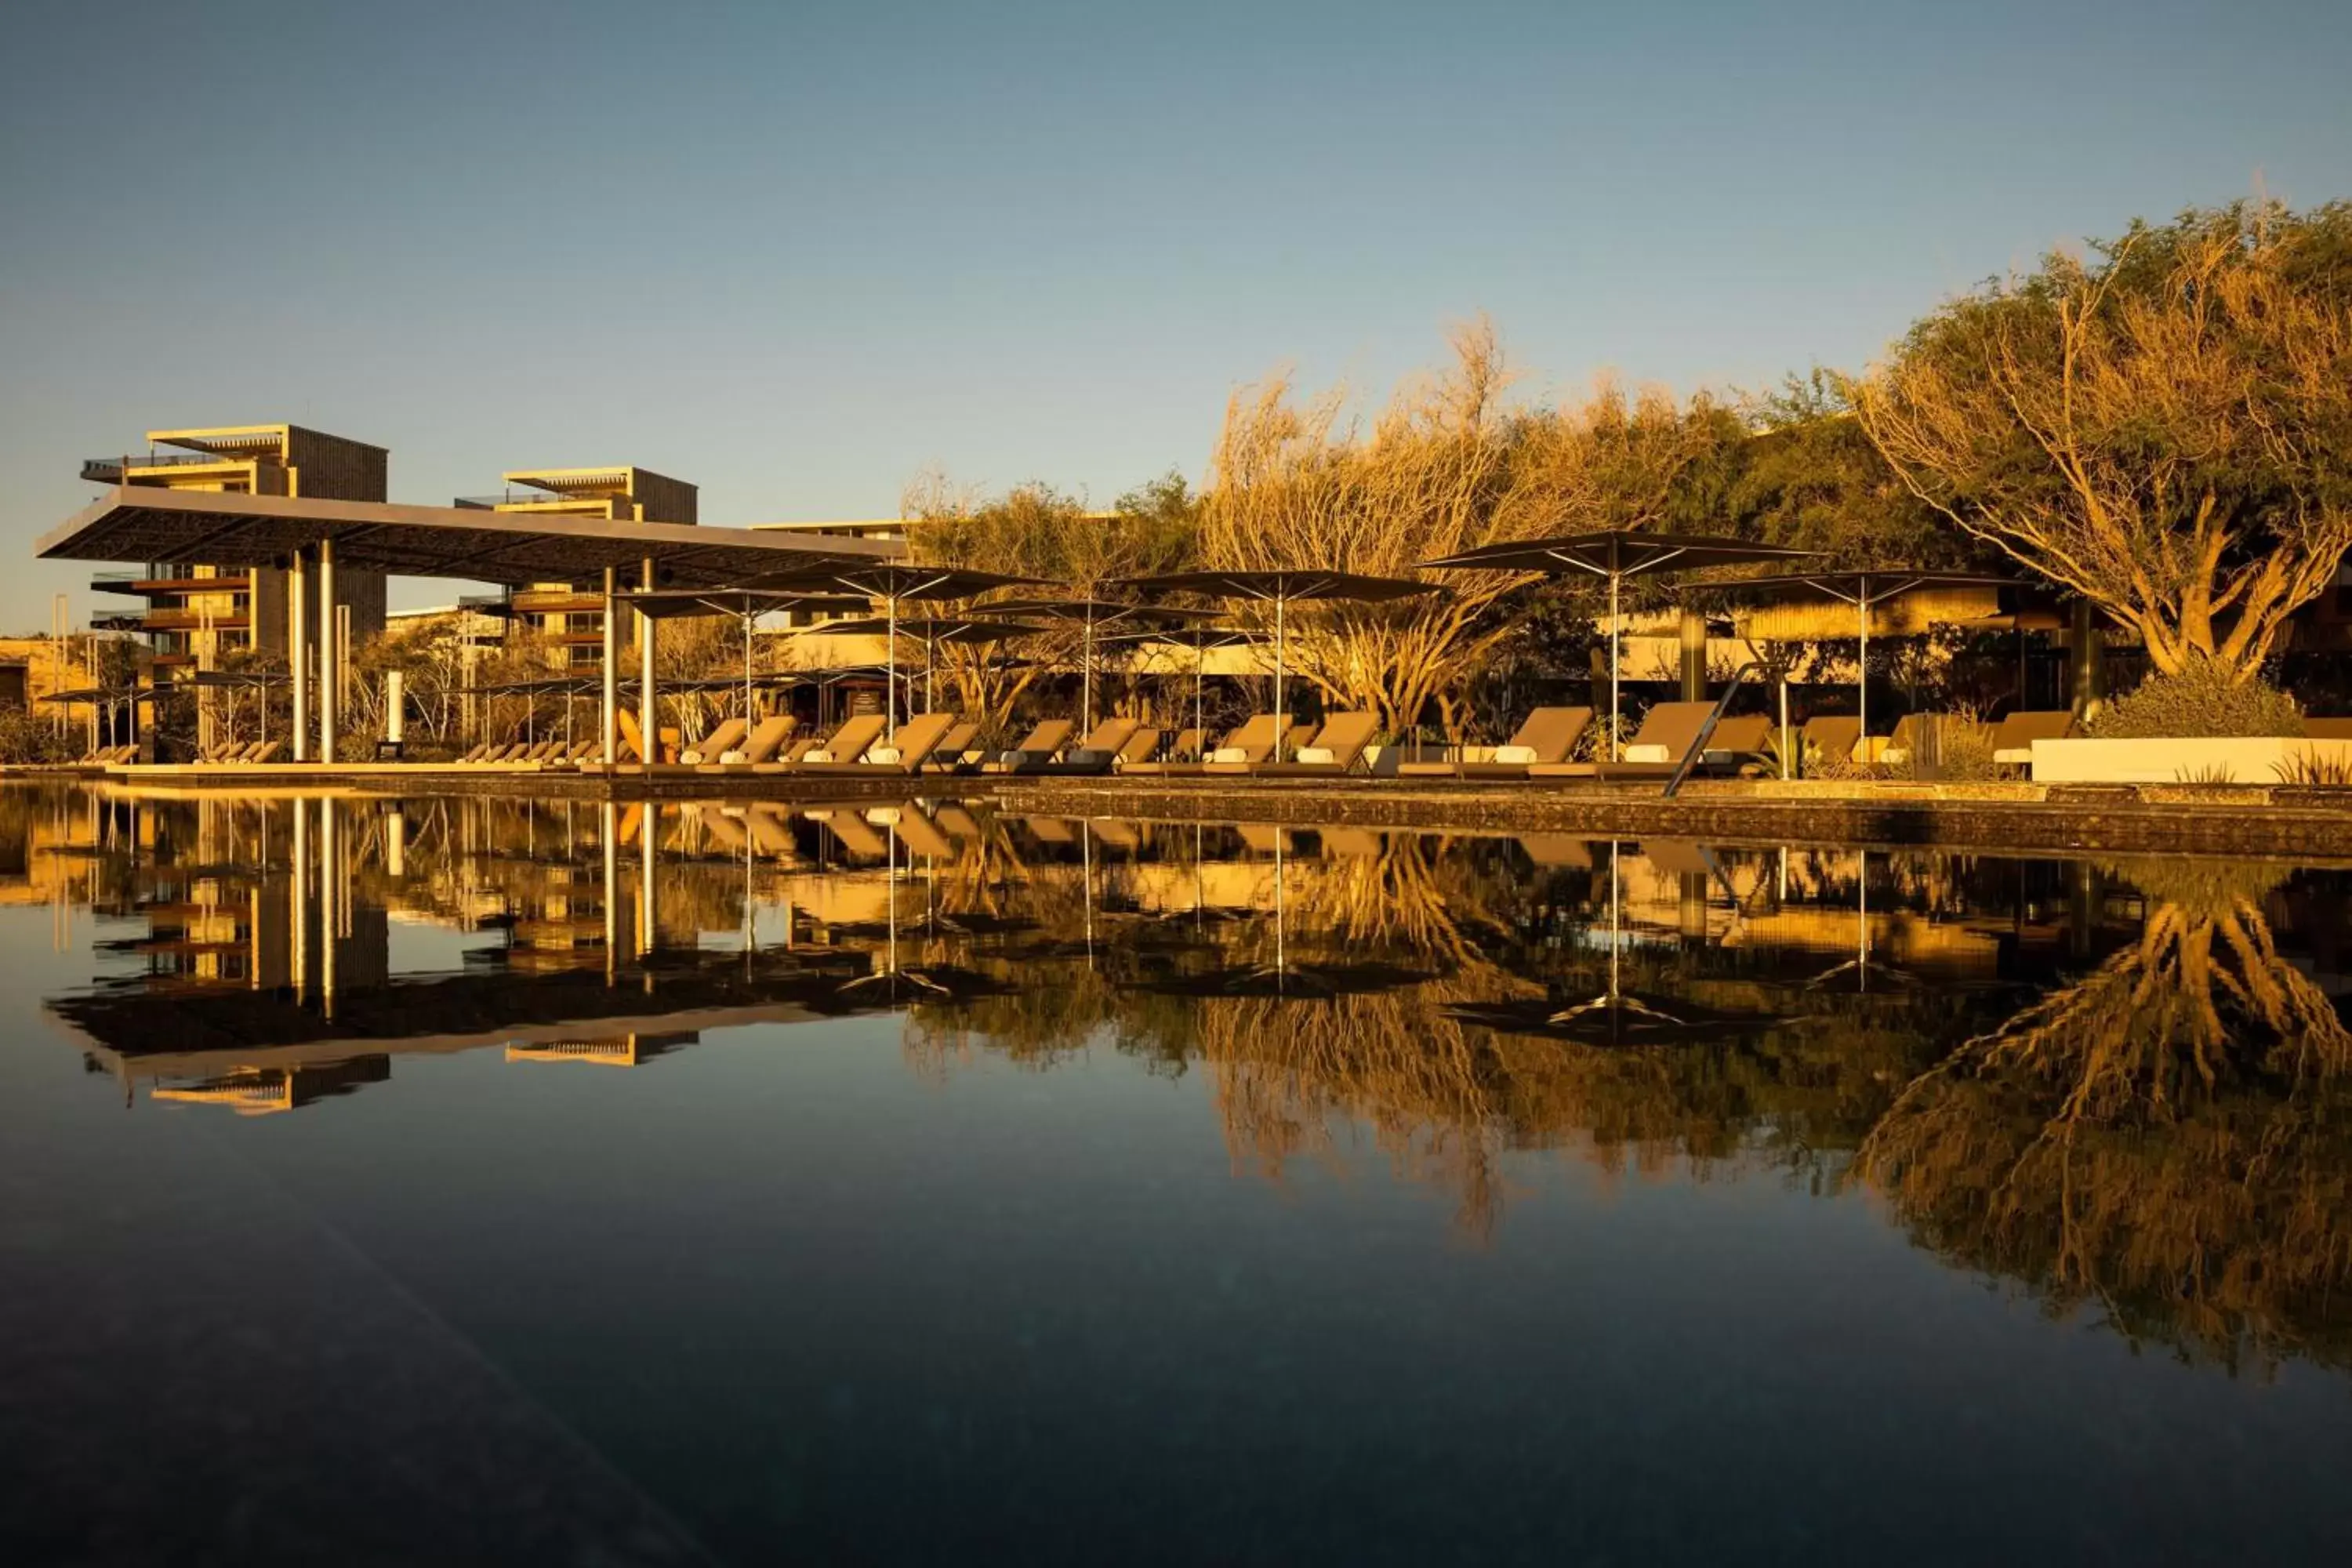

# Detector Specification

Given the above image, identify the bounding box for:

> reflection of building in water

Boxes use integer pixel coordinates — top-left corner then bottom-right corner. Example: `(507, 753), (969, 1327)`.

(152, 1056), (390, 1115)
(505, 1032), (697, 1068)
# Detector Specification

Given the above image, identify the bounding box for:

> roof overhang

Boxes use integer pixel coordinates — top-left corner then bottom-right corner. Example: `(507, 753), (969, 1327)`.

(38, 486), (900, 588)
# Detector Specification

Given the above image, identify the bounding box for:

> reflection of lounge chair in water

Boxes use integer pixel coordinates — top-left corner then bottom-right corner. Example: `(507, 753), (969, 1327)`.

(869, 802), (959, 859)
(1516, 834), (1592, 869)
(818, 811), (891, 859)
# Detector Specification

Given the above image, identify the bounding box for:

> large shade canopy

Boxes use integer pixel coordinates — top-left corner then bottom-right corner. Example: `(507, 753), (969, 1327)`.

(990, 598), (1221, 729)
(1114, 569), (1439, 750)
(742, 563), (1052, 737)
(1421, 532), (1823, 757)
(37, 485), (892, 588)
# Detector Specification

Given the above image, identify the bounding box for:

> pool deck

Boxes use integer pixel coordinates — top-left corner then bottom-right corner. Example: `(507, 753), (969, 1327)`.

(19, 759), (2352, 858)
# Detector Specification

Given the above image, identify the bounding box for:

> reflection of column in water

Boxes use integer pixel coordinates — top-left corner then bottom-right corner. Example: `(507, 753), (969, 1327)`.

(292, 797), (310, 1004)
(387, 810), (405, 879)
(320, 797), (338, 1018)
(639, 804), (657, 963)
(601, 800), (619, 983)
(1679, 872), (1708, 941)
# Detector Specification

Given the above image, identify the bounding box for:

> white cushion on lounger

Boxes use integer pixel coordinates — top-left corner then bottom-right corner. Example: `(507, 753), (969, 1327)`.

(1623, 743), (1672, 763)
(1992, 747), (2031, 764)
(799, 750), (835, 764)
(1492, 744), (1538, 764)
(1206, 746), (1249, 764)
(866, 746), (902, 765)
(1295, 746), (1336, 764)
(718, 750), (750, 764)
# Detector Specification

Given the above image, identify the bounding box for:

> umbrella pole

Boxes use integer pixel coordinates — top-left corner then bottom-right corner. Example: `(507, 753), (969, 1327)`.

(1273, 593), (1285, 756)
(1194, 641), (1204, 745)
(744, 608), (753, 721)
(1857, 579), (1868, 752)
(886, 593), (898, 741)
(1610, 571), (1621, 760)
(1083, 605), (1094, 733)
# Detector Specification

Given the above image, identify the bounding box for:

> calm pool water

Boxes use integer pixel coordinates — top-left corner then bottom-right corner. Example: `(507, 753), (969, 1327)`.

(5, 785), (2350, 1564)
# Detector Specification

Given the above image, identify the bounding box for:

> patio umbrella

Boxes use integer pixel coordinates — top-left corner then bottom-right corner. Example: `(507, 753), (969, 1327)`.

(1112, 570), (1438, 756)
(1419, 532), (1820, 758)
(622, 587), (870, 727)
(1446, 840), (1783, 1044)
(800, 615), (1043, 714)
(985, 598), (1221, 731)
(1700, 569), (2020, 744)
(1109, 624), (1261, 745)
(739, 564), (1052, 739)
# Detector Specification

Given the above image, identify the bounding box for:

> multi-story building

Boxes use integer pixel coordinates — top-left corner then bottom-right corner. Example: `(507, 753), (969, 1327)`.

(82, 423), (390, 671)
(456, 466), (698, 666)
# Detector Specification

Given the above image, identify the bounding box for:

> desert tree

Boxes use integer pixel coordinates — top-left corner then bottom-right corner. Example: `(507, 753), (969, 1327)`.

(1852, 201), (2352, 682)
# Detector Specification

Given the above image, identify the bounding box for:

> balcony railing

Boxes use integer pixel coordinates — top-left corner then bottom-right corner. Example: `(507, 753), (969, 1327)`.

(81, 452), (259, 483)
(453, 491), (577, 510)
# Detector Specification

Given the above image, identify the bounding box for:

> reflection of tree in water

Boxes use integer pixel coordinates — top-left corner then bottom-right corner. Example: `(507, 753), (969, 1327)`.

(1859, 858), (2352, 1371)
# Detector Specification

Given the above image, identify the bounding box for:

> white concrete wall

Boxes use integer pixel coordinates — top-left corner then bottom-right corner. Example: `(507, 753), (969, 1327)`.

(2031, 736), (2352, 784)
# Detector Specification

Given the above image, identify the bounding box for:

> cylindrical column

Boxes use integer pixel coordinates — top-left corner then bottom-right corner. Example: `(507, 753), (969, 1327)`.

(1679, 608), (1707, 702)
(601, 566), (619, 764)
(318, 536), (336, 765)
(289, 549), (310, 761)
(638, 556), (658, 767)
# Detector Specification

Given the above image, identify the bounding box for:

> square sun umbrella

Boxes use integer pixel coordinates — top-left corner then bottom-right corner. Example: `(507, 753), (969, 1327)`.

(982, 598), (1224, 732)
(1107, 623), (1262, 746)
(736, 564), (1054, 739)
(622, 588), (872, 731)
(1110, 570), (1440, 757)
(1696, 569), (2023, 749)
(1418, 532), (1822, 759)
(797, 615), (1044, 715)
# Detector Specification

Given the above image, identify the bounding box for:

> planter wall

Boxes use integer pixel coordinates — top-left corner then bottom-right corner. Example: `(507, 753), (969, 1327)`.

(2030, 735), (2352, 785)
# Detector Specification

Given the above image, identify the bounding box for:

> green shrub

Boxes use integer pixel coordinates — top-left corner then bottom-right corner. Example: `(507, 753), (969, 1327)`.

(2089, 662), (2305, 739)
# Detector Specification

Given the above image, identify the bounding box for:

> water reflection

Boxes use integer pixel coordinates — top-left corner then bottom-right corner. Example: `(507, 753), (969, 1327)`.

(17, 782), (2352, 1370)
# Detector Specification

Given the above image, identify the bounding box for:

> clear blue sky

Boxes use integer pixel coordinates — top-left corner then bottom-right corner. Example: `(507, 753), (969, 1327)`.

(2, 0), (2346, 625)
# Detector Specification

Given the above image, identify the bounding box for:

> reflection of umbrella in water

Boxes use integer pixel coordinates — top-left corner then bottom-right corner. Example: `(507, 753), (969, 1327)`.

(822, 818), (1005, 1008)
(1139, 830), (1428, 998)
(1446, 840), (1782, 1044)
(1420, 532), (1820, 758)
(1114, 570), (1438, 758)
(1805, 848), (1922, 994)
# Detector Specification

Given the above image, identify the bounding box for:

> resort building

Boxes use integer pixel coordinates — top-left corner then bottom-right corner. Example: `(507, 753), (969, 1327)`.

(459, 467), (698, 666)
(82, 424), (390, 670)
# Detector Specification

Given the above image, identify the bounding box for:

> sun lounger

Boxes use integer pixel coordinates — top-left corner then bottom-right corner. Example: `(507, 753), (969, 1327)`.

(679, 718), (750, 766)
(983, 717), (1077, 773)
(793, 713), (959, 775)
(1213, 710), (1381, 775)
(1120, 725), (1212, 775)
(1397, 706), (1592, 779)
(1533, 702), (1765, 781)
(246, 740), (282, 764)
(1988, 710), (2076, 769)
(700, 715), (800, 771)
(1202, 714), (1280, 767)
(1009, 717), (1142, 776)
(1787, 714), (1863, 772)
(921, 720), (983, 774)
(1113, 726), (1162, 768)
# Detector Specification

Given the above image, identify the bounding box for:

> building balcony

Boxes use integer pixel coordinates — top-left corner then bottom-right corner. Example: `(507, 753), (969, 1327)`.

(90, 571), (251, 598)
(511, 590), (608, 615)
(81, 452), (260, 484)
(116, 609), (252, 633)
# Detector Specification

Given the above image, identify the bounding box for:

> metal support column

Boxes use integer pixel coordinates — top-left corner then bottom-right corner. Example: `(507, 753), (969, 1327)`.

(318, 536), (336, 765)
(289, 549), (310, 761)
(638, 555), (658, 768)
(601, 566), (619, 764)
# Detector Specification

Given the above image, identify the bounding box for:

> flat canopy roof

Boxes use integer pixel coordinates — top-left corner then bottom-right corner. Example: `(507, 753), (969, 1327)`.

(38, 485), (898, 587)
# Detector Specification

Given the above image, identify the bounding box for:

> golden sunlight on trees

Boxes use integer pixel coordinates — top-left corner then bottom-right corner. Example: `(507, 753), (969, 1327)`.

(1853, 201), (2352, 683)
